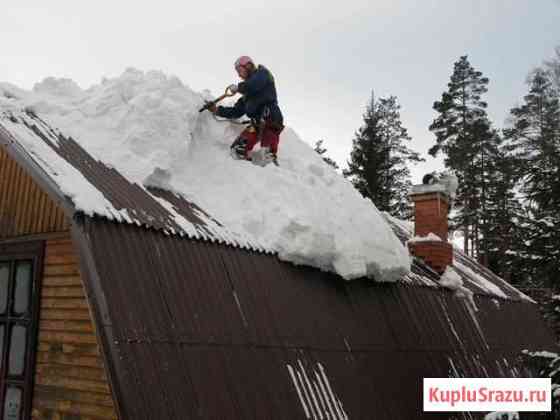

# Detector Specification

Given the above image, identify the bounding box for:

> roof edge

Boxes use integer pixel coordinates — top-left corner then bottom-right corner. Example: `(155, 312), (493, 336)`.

(0, 122), (75, 217)
(70, 217), (126, 420)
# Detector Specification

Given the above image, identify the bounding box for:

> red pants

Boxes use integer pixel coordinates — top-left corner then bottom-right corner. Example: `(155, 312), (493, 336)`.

(240, 123), (281, 157)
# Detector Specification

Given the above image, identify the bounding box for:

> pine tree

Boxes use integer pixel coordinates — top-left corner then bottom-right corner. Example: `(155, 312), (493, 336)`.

(344, 93), (423, 219)
(429, 55), (497, 260)
(313, 140), (339, 169)
(503, 69), (560, 287)
(483, 137), (525, 281)
(544, 45), (560, 94)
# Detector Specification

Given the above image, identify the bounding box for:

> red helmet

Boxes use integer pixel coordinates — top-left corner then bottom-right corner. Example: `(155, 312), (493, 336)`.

(234, 56), (254, 73)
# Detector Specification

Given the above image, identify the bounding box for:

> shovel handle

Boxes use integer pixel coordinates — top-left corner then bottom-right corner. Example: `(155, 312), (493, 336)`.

(198, 86), (237, 112)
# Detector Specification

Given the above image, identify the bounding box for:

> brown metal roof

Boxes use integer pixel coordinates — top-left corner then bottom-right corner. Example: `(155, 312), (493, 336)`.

(0, 109), (533, 302)
(386, 215), (534, 302)
(0, 110), (269, 252)
(0, 106), (554, 419)
(74, 217), (555, 420)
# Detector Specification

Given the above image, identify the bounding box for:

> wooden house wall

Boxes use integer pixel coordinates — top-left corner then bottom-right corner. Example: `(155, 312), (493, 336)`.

(32, 236), (117, 419)
(0, 148), (69, 238)
(0, 148), (117, 419)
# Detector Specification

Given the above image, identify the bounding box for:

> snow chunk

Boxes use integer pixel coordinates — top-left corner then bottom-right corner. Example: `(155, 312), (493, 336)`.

(440, 266), (463, 290)
(0, 69), (411, 281)
(144, 167), (173, 191)
(440, 266), (477, 311)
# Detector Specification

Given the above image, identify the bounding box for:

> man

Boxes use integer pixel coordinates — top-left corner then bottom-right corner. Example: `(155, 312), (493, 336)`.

(208, 56), (284, 163)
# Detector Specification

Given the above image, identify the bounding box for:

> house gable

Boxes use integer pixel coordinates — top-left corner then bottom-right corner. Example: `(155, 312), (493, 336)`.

(0, 147), (117, 419)
(0, 148), (68, 238)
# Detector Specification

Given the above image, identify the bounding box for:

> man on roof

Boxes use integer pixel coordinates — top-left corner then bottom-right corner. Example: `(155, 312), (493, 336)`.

(208, 56), (284, 164)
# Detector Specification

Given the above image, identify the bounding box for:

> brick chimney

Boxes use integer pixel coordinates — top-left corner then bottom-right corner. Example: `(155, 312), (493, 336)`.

(407, 183), (453, 274)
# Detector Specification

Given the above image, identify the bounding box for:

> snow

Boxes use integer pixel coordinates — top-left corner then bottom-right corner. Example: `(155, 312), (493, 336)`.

(454, 259), (509, 299)
(440, 266), (463, 289)
(383, 213), (527, 301)
(0, 109), (259, 248)
(410, 172), (458, 200)
(522, 350), (559, 359)
(383, 213), (414, 236)
(408, 233), (442, 243)
(287, 360), (348, 420)
(0, 115), (120, 219)
(0, 68), (411, 281)
(440, 266), (478, 312)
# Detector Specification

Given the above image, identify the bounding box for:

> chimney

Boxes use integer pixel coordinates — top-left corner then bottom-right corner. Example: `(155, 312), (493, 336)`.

(407, 180), (453, 274)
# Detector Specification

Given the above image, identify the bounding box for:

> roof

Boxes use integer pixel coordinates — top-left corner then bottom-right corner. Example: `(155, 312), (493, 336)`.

(0, 106), (555, 419)
(0, 108), (535, 303)
(0, 109), (269, 252)
(386, 215), (533, 302)
(77, 217), (555, 420)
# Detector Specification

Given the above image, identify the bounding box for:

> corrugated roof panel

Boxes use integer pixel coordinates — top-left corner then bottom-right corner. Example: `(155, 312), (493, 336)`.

(76, 218), (556, 420)
(384, 214), (534, 302)
(0, 109), (270, 252)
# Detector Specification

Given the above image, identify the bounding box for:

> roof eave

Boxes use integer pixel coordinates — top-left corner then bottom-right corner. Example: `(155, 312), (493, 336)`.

(0, 122), (76, 218)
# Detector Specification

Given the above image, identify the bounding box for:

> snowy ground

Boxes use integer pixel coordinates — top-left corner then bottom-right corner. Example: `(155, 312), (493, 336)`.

(0, 69), (410, 281)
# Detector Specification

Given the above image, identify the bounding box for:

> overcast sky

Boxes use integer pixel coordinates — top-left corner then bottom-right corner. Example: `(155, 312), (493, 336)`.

(2, 0), (560, 182)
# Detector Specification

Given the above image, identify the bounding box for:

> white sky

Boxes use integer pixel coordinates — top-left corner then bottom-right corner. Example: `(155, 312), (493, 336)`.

(2, 0), (560, 182)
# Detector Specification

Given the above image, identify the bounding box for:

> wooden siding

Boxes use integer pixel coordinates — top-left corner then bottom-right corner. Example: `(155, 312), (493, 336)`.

(0, 145), (117, 418)
(0, 147), (69, 238)
(32, 236), (117, 419)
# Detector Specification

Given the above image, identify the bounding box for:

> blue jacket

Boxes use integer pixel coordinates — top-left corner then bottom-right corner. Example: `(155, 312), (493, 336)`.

(216, 65), (283, 125)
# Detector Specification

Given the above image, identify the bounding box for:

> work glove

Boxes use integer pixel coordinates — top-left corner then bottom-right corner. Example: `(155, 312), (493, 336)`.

(206, 102), (217, 113)
(228, 84), (239, 94)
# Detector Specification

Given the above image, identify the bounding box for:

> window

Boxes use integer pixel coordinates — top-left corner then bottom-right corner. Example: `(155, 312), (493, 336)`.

(0, 242), (43, 420)
(3, 387), (21, 420)
(13, 262), (31, 316)
(0, 265), (9, 315)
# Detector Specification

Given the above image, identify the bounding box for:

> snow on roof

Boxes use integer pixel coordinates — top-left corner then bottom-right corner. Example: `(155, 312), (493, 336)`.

(0, 69), (411, 282)
(383, 213), (535, 302)
(0, 109), (265, 251)
(410, 183), (448, 195)
(407, 233), (443, 243)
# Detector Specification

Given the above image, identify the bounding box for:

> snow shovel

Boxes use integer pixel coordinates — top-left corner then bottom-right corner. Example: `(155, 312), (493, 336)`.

(198, 85), (237, 113)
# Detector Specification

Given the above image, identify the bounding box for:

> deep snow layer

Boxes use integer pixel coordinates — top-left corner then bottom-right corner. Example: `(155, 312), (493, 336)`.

(0, 69), (410, 281)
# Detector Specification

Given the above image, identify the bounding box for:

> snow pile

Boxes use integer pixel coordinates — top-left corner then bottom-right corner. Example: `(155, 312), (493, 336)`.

(0, 69), (411, 281)
(0, 109), (261, 248)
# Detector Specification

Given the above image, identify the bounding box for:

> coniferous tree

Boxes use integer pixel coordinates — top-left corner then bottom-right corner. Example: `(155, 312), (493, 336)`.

(344, 93), (423, 219)
(503, 69), (560, 287)
(483, 138), (525, 281)
(429, 55), (498, 260)
(544, 46), (560, 94)
(313, 140), (339, 169)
